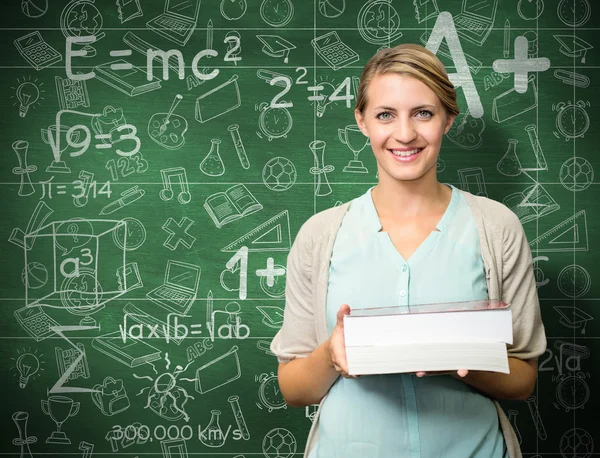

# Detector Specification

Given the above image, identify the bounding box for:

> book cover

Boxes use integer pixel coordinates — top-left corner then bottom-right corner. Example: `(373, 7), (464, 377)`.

(93, 60), (162, 97)
(92, 331), (161, 367)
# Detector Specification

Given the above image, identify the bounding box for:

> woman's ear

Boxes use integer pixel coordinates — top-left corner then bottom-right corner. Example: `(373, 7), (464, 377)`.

(443, 114), (456, 135)
(354, 109), (369, 137)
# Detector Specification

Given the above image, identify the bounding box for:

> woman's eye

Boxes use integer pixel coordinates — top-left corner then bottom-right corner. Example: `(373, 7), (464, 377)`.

(376, 112), (392, 120)
(416, 110), (433, 118)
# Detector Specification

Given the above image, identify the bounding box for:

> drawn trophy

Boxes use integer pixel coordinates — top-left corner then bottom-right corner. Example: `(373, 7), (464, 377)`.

(309, 140), (334, 196)
(338, 124), (369, 173)
(41, 123), (81, 173)
(40, 396), (80, 444)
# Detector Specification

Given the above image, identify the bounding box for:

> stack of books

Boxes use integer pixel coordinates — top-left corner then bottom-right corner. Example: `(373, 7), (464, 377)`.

(344, 299), (512, 375)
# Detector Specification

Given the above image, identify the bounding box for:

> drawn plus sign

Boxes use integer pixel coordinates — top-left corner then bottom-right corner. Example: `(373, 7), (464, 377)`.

(162, 217), (196, 250)
(255, 257), (286, 287)
(493, 36), (550, 94)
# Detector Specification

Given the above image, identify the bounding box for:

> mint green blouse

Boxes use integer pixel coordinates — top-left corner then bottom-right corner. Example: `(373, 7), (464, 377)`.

(312, 184), (508, 458)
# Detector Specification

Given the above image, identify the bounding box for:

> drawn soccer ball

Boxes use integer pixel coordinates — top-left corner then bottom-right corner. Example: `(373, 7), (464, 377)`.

(559, 157), (594, 192)
(262, 157), (297, 192)
(559, 428), (594, 457)
(262, 428), (297, 458)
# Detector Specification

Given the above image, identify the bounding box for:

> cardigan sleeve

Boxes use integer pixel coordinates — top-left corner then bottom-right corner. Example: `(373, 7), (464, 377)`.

(270, 220), (319, 364)
(501, 208), (547, 360)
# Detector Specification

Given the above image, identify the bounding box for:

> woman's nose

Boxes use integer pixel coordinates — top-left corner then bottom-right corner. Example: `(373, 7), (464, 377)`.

(394, 118), (418, 144)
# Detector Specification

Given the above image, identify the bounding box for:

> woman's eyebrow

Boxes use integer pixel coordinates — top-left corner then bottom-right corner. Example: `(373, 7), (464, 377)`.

(372, 104), (437, 111)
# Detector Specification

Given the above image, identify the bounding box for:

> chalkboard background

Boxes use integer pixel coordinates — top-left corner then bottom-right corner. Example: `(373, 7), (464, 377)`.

(1, 0), (598, 456)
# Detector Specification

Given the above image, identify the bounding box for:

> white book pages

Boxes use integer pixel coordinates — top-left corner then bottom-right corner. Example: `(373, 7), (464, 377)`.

(346, 341), (510, 375)
(344, 308), (513, 346)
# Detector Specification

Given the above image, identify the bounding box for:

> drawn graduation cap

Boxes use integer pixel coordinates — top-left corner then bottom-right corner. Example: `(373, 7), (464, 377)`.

(554, 35), (593, 63)
(554, 306), (593, 335)
(256, 35), (296, 63)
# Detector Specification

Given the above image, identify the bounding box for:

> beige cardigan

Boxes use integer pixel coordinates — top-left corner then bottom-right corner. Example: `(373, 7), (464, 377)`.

(271, 189), (547, 458)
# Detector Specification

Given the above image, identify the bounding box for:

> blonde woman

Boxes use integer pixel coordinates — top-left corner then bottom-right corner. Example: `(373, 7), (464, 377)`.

(271, 44), (546, 458)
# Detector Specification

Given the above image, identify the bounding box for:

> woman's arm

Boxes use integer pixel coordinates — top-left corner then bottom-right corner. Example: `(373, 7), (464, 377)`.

(451, 358), (538, 401)
(278, 338), (339, 407)
(278, 304), (354, 407)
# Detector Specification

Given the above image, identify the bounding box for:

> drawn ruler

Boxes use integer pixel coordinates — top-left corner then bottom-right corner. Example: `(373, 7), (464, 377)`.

(221, 210), (290, 252)
(528, 210), (588, 252)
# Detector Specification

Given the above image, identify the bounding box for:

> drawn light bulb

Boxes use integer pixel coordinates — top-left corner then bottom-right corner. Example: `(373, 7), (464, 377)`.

(315, 81), (336, 118)
(16, 82), (40, 118)
(16, 353), (40, 388)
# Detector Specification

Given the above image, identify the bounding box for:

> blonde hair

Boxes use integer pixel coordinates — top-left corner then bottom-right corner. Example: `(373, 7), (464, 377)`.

(355, 44), (459, 117)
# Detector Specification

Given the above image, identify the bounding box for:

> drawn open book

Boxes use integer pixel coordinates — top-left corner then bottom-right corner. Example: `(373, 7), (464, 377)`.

(344, 299), (513, 375)
(204, 184), (263, 228)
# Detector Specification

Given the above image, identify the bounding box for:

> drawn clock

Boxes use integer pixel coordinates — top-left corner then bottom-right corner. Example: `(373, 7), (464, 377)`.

(260, 0), (294, 27)
(557, 264), (591, 298)
(555, 372), (590, 411)
(557, 0), (591, 27)
(257, 372), (286, 412)
(112, 217), (146, 251)
(554, 101), (590, 140)
(257, 102), (293, 141)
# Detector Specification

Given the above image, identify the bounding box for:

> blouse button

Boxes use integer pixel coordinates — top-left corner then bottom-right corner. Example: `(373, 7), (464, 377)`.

(399, 290), (407, 297)
(401, 264), (408, 272)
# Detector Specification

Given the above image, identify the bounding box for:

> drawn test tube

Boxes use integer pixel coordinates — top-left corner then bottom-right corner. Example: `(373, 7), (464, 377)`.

(228, 124), (250, 169)
(228, 395), (250, 440)
(526, 395), (547, 440)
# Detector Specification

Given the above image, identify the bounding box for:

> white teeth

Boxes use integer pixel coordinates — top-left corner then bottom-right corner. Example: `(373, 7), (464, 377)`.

(390, 149), (422, 157)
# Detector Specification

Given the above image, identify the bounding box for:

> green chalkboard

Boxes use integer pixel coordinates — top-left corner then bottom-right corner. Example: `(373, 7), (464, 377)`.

(1, 0), (598, 456)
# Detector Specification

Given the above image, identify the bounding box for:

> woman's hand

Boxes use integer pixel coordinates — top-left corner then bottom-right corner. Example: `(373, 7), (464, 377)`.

(415, 370), (469, 378)
(328, 304), (359, 379)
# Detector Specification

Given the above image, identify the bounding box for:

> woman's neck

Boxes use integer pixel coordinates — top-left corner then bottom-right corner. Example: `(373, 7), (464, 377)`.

(371, 175), (451, 220)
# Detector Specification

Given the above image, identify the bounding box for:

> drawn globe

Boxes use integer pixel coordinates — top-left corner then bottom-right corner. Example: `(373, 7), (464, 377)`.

(559, 157), (594, 192)
(262, 428), (297, 458)
(262, 157), (297, 191)
(559, 428), (594, 458)
(63, 1), (103, 37)
(357, 0), (402, 45)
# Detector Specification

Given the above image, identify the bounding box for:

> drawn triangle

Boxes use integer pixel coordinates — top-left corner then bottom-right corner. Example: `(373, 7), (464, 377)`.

(529, 210), (588, 252)
(221, 210), (291, 252)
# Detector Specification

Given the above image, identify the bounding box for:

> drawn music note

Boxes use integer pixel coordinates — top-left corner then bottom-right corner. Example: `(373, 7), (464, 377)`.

(78, 441), (94, 458)
(159, 167), (191, 204)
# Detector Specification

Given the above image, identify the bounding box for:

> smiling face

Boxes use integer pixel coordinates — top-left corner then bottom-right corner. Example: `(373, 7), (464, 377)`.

(355, 73), (455, 185)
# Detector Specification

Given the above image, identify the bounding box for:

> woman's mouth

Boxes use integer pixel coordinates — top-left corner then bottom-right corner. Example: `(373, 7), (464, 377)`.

(388, 148), (423, 161)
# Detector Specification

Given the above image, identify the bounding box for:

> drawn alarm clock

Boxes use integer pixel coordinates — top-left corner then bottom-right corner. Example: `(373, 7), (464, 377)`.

(553, 100), (590, 140)
(148, 94), (188, 150)
(256, 102), (293, 141)
(256, 372), (286, 412)
(446, 110), (485, 150)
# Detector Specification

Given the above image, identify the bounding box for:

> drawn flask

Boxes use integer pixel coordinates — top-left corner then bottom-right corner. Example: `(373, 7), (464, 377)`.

(200, 410), (225, 447)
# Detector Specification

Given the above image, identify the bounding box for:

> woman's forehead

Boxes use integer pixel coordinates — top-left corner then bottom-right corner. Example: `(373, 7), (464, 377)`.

(366, 74), (440, 106)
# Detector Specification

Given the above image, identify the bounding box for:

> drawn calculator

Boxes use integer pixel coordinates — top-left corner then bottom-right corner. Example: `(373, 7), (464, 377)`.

(311, 31), (359, 71)
(14, 305), (60, 341)
(14, 31), (62, 71)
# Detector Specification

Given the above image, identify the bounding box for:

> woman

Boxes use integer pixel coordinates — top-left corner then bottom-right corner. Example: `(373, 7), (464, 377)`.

(271, 44), (546, 458)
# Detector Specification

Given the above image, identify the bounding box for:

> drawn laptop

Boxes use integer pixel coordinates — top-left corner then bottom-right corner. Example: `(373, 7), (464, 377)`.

(146, 0), (201, 46)
(454, 0), (498, 46)
(146, 260), (201, 315)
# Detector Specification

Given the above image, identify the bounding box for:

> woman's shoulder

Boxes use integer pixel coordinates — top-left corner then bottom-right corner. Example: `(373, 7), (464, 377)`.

(460, 189), (524, 234)
(294, 202), (351, 247)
